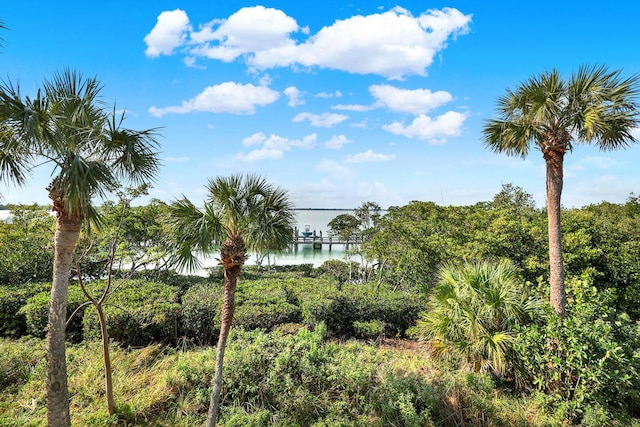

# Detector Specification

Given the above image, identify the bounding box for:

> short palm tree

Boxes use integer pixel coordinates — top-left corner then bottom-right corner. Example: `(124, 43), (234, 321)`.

(483, 65), (639, 317)
(0, 69), (160, 426)
(166, 173), (295, 427)
(415, 260), (543, 376)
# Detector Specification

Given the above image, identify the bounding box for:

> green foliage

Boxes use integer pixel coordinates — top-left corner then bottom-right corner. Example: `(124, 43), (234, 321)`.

(234, 280), (302, 331)
(300, 280), (422, 338)
(515, 272), (640, 422)
(0, 283), (50, 338)
(327, 213), (360, 242)
(0, 337), (45, 392)
(19, 284), (88, 342)
(75, 196), (174, 280)
(179, 282), (222, 346)
(316, 259), (359, 285)
(562, 203), (640, 319)
(0, 333), (625, 426)
(82, 279), (181, 346)
(0, 205), (55, 285)
(415, 260), (544, 376)
(352, 320), (386, 341)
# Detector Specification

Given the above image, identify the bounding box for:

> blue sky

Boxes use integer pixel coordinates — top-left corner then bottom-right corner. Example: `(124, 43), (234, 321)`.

(1, 1), (639, 209)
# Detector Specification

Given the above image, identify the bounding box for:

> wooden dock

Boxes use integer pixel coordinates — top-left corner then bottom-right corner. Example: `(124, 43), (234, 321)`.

(292, 228), (352, 250)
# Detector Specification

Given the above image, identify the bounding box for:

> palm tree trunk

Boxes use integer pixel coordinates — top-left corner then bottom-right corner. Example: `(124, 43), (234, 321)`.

(46, 215), (81, 427)
(206, 262), (241, 427)
(544, 149), (567, 317)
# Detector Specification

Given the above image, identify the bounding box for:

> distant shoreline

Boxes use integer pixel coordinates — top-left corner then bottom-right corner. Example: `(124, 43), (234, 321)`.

(291, 208), (353, 211)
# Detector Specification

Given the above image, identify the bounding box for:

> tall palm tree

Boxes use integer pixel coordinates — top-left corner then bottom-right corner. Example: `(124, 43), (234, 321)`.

(482, 65), (639, 317)
(167, 173), (295, 426)
(0, 69), (160, 426)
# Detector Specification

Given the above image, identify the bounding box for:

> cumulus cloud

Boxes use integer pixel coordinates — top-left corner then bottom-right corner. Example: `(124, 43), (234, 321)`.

(346, 150), (396, 163)
(148, 82), (279, 116)
(370, 84), (453, 114)
(292, 112), (349, 127)
(383, 111), (467, 143)
(189, 6), (299, 62)
(237, 133), (316, 161)
(284, 86), (305, 106)
(144, 9), (191, 58)
(144, 6), (472, 79)
(324, 135), (353, 150)
(242, 132), (267, 147)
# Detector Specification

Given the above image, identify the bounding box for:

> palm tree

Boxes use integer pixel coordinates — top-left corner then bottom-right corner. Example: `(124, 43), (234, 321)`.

(482, 65), (639, 317)
(415, 260), (543, 376)
(0, 69), (160, 426)
(167, 173), (295, 426)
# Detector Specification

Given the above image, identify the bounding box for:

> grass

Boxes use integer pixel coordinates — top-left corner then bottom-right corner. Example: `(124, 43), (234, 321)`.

(0, 330), (630, 426)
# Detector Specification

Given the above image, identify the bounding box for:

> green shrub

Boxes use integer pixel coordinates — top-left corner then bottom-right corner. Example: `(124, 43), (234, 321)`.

(301, 281), (421, 338)
(19, 284), (87, 342)
(82, 280), (181, 346)
(515, 271), (640, 422)
(179, 282), (222, 346)
(353, 320), (386, 341)
(0, 283), (50, 338)
(234, 280), (301, 331)
(316, 259), (358, 285)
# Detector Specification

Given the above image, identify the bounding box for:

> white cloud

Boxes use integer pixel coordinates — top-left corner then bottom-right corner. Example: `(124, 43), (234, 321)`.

(189, 6), (300, 62)
(316, 91), (343, 98)
(383, 111), (467, 143)
(237, 148), (284, 161)
(324, 135), (353, 150)
(332, 104), (375, 112)
(242, 132), (267, 147)
(253, 7), (472, 79)
(145, 6), (472, 79)
(346, 150), (396, 163)
(292, 112), (349, 127)
(284, 86), (305, 106)
(316, 159), (355, 180)
(237, 133), (317, 161)
(148, 82), (279, 116)
(631, 127), (640, 140)
(144, 9), (191, 58)
(370, 84), (453, 114)
(165, 156), (189, 163)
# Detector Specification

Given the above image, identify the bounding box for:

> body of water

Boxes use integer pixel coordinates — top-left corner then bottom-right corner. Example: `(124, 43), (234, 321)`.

(265, 209), (353, 267)
(200, 209), (353, 271)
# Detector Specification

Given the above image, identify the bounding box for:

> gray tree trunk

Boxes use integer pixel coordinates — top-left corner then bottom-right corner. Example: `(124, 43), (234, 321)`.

(544, 149), (567, 318)
(206, 263), (240, 427)
(46, 216), (81, 427)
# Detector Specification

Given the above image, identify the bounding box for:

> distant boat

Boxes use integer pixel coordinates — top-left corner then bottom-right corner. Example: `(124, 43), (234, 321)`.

(301, 224), (313, 238)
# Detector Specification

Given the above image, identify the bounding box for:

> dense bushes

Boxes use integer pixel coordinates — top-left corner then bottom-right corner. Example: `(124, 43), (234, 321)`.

(1, 275), (421, 347)
(514, 271), (640, 422)
(0, 283), (50, 338)
(82, 280), (181, 346)
(19, 284), (88, 342)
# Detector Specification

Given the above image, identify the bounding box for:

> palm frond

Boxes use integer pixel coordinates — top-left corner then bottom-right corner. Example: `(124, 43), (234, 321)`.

(103, 108), (161, 185)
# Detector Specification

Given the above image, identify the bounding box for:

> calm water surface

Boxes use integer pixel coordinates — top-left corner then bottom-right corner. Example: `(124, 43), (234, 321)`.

(200, 209), (353, 271)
